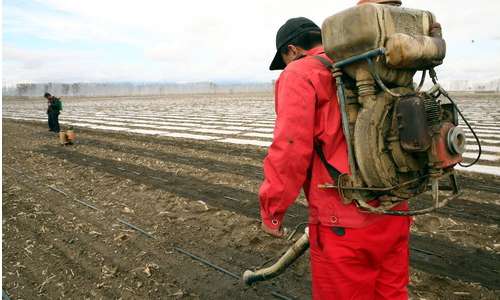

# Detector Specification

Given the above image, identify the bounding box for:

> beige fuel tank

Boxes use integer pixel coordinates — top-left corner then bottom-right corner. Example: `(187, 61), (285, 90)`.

(322, 4), (435, 60)
(322, 3), (445, 86)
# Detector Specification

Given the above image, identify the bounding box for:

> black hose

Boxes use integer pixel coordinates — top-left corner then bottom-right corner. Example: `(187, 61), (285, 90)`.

(429, 69), (482, 167)
(174, 247), (240, 280)
(442, 92), (482, 167)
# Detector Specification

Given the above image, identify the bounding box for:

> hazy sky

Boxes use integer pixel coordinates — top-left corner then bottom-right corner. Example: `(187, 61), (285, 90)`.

(2, 0), (500, 85)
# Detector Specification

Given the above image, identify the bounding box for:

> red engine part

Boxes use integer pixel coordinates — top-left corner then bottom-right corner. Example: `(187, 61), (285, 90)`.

(434, 122), (463, 169)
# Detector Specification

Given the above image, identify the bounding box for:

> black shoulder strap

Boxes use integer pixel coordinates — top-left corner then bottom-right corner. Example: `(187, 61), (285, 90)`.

(312, 55), (342, 183)
(314, 144), (341, 182)
(313, 55), (334, 71)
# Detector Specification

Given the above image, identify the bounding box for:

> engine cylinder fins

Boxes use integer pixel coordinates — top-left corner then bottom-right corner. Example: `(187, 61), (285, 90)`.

(396, 95), (432, 152)
(447, 127), (466, 154)
(422, 96), (441, 126)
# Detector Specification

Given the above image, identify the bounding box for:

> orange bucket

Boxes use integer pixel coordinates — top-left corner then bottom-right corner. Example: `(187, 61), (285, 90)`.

(59, 131), (68, 145)
(66, 130), (76, 144)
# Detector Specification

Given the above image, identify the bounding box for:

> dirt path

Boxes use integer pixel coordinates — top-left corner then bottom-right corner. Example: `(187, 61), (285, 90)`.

(3, 119), (499, 299)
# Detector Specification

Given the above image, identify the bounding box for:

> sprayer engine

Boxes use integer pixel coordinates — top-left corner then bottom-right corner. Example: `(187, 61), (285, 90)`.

(318, 3), (476, 215)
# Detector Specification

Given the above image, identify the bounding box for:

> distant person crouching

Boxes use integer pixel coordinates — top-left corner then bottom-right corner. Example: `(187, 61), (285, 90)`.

(44, 92), (62, 132)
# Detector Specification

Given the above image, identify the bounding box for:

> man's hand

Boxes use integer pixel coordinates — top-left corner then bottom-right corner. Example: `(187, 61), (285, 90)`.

(261, 222), (286, 238)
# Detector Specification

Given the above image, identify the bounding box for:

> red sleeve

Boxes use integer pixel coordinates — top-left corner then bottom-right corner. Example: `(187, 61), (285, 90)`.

(259, 70), (316, 229)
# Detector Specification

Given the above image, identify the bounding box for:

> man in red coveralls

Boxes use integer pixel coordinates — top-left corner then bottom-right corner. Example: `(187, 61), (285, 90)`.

(259, 15), (410, 299)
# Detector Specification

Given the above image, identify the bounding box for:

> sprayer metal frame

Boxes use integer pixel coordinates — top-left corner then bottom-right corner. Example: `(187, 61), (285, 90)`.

(326, 48), (462, 216)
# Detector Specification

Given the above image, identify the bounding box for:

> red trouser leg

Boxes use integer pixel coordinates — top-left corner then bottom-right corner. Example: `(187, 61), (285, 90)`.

(374, 223), (409, 300)
(309, 216), (410, 300)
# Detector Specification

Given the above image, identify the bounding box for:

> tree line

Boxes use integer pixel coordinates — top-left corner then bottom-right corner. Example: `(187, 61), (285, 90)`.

(2, 82), (273, 97)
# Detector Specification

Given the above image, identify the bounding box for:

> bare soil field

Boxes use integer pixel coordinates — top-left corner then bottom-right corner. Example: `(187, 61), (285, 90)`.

(2, 93), (500, 299)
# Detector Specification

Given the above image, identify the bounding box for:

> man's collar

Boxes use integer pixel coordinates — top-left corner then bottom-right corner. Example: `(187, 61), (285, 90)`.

(304, 46), (324, 56)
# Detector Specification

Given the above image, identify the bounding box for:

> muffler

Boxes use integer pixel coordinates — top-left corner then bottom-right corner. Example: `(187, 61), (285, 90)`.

(243, 229), (309, 285)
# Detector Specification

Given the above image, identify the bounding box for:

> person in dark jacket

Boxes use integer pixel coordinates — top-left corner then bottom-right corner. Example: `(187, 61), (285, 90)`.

(44, 92), (62, 132)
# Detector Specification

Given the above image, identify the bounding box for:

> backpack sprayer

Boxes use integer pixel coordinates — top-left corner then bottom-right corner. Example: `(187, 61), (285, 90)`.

(243, 1), (481, 285)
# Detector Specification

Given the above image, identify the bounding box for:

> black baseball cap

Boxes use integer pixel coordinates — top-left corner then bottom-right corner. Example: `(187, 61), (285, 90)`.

(269, 17), (321, 70)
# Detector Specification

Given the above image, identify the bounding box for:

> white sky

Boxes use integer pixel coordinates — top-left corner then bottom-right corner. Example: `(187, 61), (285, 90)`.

(2, 0), (500, 85)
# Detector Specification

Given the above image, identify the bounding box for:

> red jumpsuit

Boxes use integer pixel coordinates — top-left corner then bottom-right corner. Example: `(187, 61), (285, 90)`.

(259, 46), (410, 299)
